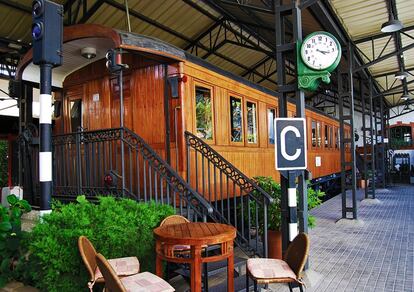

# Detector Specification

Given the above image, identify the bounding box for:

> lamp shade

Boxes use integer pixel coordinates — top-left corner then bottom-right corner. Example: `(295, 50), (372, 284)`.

(381, 19), (403, 33)
(395, 70), (409, 80)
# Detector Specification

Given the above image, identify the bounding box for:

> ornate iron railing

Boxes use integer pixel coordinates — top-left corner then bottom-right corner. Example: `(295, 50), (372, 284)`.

(52, 127), (213, 221)
(184, 131), (273, 257)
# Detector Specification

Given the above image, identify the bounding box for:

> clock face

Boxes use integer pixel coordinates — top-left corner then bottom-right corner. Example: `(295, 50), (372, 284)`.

(301, 33), (340, 70)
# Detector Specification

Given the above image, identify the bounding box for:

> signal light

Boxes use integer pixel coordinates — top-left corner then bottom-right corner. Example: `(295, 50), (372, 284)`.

(31, 23), (43, 40)
(32, 0), (43, 17)
(105, 49), (124, 73)
(31, 0), (63, 66)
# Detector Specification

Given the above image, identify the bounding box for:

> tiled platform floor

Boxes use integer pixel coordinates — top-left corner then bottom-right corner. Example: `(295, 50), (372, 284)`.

(302, 186), (414, 292)
(170, 185), (414, 292)
(271, 185), (414, 292)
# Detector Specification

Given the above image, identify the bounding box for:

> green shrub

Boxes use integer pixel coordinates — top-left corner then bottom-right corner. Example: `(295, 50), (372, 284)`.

(251, 177), (325, 231)
(307, 184), (324, 228)
(253, 176), (282, 232)
(25, 196), (174, 292)
(0, 195), (31, 287)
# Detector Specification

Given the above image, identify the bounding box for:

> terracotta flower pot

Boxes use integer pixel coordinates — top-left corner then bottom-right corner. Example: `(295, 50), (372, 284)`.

(267, 229), (282, 259)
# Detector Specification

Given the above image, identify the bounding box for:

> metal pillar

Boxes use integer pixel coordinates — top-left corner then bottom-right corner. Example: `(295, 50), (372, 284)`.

(119, 62), (126, 197)
(337, 44), (357, 219)
(275, 0), (307, 253)
(376, 98), (386, 189)
(292, 1), (308, 240)
(367, 78), (376, 199)
(360, 79), (369, 199)
(39, 64), (53, 210)
(19, 82), (35, 204)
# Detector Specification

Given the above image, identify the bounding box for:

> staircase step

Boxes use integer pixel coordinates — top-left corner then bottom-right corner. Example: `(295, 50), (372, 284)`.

(209, 275), (253, 292)
(174, 256), (246, 278)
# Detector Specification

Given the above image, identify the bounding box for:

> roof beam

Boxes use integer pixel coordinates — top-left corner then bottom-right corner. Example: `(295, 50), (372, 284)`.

(0, 0), (31, 14)
(354, 41), (414, 73)
(77, 0), (106, 24)
(310, 0), (383, 98)
(387, 0), (409, 98)
(219, 0), (274, 14)
(354, 25), (414, 44)
(373, 66), (414, 78)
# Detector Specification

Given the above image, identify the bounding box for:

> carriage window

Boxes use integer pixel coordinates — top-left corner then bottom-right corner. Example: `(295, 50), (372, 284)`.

(195, 86), (213, 140)
(70, 99), (82, 132)
(336, 128), (340, 148)
(230, 96), (243, 142)
(329, 126), (333, 148)
(268, 108), (276, 144)
(246, 101), (258, 144)
(312, 121), (317, 147)
(317, 122), (321, 147)
(325, 125), (329, 147)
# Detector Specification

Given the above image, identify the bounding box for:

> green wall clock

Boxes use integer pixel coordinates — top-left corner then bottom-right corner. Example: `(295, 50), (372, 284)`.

(297, 31), (341, 91)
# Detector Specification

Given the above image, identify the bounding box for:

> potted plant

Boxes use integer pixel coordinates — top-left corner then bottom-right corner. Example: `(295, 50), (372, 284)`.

(252, 176), (282, 259)
(251, 177), (325, 258)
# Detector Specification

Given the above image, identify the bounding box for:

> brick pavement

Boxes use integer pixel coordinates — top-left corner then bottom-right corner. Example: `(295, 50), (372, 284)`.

(277, 185), (414, 292)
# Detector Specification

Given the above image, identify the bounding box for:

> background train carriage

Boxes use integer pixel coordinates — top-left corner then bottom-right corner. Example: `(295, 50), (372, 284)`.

(16, 24), (350, 204)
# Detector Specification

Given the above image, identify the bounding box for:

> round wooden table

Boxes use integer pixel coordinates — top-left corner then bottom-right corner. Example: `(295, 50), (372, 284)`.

(154, 222), (236, 292)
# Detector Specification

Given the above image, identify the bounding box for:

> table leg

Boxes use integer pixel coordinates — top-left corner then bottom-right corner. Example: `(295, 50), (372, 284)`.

(191, 245), (202, 292)
(155, 241), (163, 278)
(227, 246), (234, 292)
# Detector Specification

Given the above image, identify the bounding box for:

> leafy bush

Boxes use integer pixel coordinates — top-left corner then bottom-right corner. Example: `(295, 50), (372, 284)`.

(253, 176), (282, 232)
(0, 195), (31, 287)
(25, 196), (174, 292)
(251, 177), (325, 231)
(307, 184), (324, 228)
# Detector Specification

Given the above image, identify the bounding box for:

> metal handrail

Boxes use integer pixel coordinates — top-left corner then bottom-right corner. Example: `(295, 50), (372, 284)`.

(185, 131), (273, 257)
(122, 128), (213, 215)
(184, 131), (274, 203)
(52, 127), (213, 221)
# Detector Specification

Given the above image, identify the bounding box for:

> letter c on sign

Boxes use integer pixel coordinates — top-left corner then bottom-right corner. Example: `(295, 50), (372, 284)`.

(280, 126), (301, 161)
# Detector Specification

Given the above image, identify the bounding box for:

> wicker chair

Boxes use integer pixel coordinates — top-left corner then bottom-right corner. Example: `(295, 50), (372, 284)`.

(78, 236), (140, 291)
(246, 233), (310, 292)
(160, 214), (190, 226)
(96, 253), (175, 292)
(160, 215), (191, 253)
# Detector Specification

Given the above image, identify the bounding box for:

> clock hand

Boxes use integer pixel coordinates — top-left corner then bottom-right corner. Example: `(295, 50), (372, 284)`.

(316, 49), (330, 55)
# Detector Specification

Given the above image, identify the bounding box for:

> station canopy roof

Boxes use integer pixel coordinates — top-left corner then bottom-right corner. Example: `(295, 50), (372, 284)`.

(0, 0), (413, 109)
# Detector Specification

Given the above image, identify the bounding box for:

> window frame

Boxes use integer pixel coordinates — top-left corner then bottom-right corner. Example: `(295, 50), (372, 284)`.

(311, 120), (317, 149)
(244, 98), (259, 147)
(193, 81), (215, 144)
(69, 98), (83, 132)
(229, 93), (244, 146)
(267, 106), (277, 148)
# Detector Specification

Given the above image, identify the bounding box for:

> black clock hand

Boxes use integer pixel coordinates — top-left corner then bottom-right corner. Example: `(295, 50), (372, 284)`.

(316, 49), (330, 55)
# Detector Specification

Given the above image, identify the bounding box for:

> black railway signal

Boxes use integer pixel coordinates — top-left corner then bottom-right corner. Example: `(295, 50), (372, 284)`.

(105, 49), (123, 73)
(32, 0), (63, 66)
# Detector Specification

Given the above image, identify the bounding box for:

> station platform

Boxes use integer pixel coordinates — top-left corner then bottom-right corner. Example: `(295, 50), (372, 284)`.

(281, 185), (414, 292)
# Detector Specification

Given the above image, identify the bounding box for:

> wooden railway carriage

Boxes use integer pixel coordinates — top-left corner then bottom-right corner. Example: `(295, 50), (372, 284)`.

(17, 24), (350, 202)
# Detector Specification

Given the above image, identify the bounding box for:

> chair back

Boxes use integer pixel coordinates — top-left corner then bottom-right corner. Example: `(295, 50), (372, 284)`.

(96, 253), (126, 292)
(160, 214), (190, 226)
(284, 233), (310, 278)
(78, 236), (98, 281)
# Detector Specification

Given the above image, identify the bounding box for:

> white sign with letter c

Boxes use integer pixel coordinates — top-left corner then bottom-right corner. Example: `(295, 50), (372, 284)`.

(280, 126), (301, 161)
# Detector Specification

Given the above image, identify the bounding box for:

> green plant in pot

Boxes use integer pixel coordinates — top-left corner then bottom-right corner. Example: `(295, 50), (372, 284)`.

(251, 177), (324, 259)
(252, 176), (282, 259)
(0, 195), (32, 287)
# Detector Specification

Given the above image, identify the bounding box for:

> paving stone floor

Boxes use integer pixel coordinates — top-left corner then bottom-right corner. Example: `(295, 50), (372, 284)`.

(171, 185), (414, 292)
(269, 184), (414, 292)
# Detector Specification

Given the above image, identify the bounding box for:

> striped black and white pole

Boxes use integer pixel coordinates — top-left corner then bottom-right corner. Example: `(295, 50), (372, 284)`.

(39, 63), (53, 212)
(288, 172), (298, 242)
